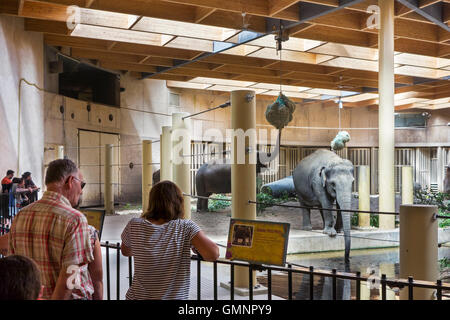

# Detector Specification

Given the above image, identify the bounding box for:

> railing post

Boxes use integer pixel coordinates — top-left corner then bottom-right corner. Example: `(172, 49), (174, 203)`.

(197, 257), (201, 300)
(399, 204), (438, 300)
(230, 264), (234, 301)
(309, 266), (314, 300)
(116, 242), (120, 300)
(408, 276), (414, 300)
(128, 257), (133, 288)
(105, 241), (110, 300)
(249, 264), (253, 300)
(213, 261), (218, 300)
(288, 263), (293, 300)
(436, 280), (442, 300)
(381, 274), (387, 300)
(356, 271), (361, 300)
(332, 269), (337, 300)
(267, 269), (272, 300)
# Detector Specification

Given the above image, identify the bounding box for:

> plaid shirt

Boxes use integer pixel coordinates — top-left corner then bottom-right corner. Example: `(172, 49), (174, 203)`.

(8, 191), (94, 299)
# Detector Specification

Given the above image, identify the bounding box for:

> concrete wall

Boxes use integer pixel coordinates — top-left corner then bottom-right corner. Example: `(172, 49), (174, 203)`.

(0, 16), (44, 189)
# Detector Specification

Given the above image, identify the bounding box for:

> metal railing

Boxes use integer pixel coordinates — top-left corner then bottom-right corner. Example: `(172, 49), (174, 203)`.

(100, 241), (450, 301)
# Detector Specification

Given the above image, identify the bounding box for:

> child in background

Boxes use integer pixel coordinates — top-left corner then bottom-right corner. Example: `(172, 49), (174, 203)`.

(0, 255), (43, 300)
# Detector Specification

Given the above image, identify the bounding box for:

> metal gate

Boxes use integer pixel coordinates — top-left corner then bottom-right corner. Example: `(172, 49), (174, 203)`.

(78, 130), (120, 206)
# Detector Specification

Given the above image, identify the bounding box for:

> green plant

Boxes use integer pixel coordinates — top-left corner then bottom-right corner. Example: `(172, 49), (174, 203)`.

(439, 257), (450, 270)
(256, 191), (297, 214)
(350, 213), (378, 227)
(207, 194), (231, 212)
(414, 189), (450, 228)
(351, 213), (358, 227)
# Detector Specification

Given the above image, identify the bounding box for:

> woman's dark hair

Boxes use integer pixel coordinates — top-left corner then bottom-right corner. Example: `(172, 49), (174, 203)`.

(6, 170), (14, 176)
(22, 172), (31, 179)
(142, 181), (185, 221)
(0, 255), (41, 300)
(12, 177), (23, 184)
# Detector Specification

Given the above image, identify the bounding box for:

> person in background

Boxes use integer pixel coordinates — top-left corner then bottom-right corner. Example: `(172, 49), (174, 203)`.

(1, 170), (14, 193)
(8, 159), (93, 300)
(21, 172), (40, 203)
(0, 255), (44, 300)
(121, 180), (219, 300)
(11, 178), (30, 208)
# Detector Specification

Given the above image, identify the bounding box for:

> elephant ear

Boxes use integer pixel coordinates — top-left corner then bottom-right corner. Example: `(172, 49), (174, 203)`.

(319, 166), (327, 187)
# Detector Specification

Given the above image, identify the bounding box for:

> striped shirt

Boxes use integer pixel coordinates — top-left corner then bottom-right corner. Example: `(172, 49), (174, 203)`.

(121, 217), (201, 300)
(8, 191), (94, 299)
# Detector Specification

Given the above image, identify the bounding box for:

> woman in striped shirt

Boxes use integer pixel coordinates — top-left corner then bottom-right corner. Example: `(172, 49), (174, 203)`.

(121, 181), (219, 300)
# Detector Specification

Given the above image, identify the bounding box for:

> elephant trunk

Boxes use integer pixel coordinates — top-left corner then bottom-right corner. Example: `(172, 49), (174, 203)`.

(336, 193), (352, 263)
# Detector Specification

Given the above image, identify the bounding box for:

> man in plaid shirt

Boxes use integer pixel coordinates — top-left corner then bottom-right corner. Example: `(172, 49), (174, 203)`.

(8, 159), (94, 300)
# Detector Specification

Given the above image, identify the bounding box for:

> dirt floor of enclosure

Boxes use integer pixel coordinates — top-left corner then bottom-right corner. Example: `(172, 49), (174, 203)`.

(113, 200), (325, 240)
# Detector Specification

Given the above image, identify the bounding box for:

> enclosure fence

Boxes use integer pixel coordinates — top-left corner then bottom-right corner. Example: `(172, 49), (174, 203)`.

(100, 241), (450, 301)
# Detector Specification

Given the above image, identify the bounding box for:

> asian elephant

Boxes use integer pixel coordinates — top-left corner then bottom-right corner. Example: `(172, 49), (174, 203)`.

(293, 149), (354, 263)
(195, 130), (282, 212)
(195, 152), (269, 212)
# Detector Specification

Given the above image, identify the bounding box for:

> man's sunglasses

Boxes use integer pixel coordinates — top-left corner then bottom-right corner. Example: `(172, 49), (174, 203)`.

(70, 176), (86, 190)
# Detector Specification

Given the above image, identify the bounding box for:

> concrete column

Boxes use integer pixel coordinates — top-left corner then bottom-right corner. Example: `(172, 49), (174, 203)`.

(172, 113), (191, 219)
(160, 126), (173, 181)
(378, 0), (396, 230)
(142, 140), (152, 213)
(358, 165), (371, 228)
(56, 145), (64, 160)
(379, 263), (396, 300)
(104, 144), (114, 215)
(437, 147), (442, 191)
(402, 166), (414, 205)
(231, 90), (257, 288)
(399, 204), (438, 300)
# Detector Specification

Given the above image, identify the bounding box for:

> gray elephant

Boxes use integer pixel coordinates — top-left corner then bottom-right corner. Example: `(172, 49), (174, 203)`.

(293, 149), (354, 263)
(195, 152), (269, 212)
(195, 131), (282, 212)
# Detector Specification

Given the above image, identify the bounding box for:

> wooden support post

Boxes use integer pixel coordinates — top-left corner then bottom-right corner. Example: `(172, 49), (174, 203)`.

(358, 165), (371, 228)
(378, 0), (395, 230)
(399, 204), (438, 300)
(56, 145), (64, 160)
(160, 126), (173, 181)
(172, 113), (191, 219)
(104, 144), (114, 215)
(231, 90), (257, 289)
(402, 166), (414, 205)
(142, 140), (152, 213)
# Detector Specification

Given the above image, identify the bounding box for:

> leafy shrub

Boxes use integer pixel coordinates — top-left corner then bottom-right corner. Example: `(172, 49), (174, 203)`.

(351, 213), (379, 227)
(414, 189), (450, 228)
(208, 194), (231, 212)
(256, 191), (297, 214)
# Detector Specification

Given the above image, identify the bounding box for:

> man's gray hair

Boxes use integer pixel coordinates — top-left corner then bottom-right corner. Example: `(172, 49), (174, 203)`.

(45, 159), (79, 185)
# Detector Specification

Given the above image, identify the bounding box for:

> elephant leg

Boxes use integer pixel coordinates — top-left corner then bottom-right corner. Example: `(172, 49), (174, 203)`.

(320, 204), (337, 237)
(301, 205), (312, 231)
(197, 193), (211, 212)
